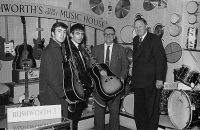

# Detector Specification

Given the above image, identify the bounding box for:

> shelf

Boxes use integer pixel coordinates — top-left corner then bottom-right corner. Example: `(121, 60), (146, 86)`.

(183, 48), (200, 52)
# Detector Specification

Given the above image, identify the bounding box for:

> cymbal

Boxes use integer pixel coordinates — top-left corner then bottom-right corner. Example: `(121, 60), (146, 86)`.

(115, 0), (130, 18)
(89, 0), (104, 15)
(143, 0), (157, 11)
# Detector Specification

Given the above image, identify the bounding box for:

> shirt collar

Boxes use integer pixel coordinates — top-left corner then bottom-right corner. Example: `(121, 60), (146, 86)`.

(71, 40), (79, 48)
(104, 43), (113, 48)
(140, 32), (147, 41)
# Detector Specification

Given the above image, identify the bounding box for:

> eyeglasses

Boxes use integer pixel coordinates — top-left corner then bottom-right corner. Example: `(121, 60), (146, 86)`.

(104, 33), (115, 37)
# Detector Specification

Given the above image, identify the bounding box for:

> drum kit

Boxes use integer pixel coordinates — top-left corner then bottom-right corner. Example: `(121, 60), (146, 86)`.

(159, 64), (200, 129)
(120, 64), (200, 129)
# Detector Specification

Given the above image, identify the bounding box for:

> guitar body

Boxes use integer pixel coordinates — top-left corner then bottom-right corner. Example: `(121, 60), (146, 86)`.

(13, 16), (36, 69)
(0, 16), (15, 61)
(0, 36), (15, 61)
(13, 44), (36, 69)
(63, 60), (92, 103)
(32, 17), (45, 60)
(90, 63), (124, 100)
(32, 38), (45, 59)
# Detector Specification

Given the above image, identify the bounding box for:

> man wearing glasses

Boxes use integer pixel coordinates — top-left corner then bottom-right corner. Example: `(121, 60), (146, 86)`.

(91, 26), (129, 130)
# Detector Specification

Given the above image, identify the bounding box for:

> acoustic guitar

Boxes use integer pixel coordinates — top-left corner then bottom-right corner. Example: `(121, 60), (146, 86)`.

(12, 16), (36, 69)
(32, 17), (45, 60)
(0, 16), (15, 61)
(63, 42), (93, 104)
(84, 46), (124, 100)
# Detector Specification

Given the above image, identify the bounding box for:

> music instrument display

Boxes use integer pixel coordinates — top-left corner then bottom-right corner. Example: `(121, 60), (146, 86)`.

(186, 27), (198, 50)
(121, 92), (134, 116)
(0, 16), (15, 61)
(32, 17), (45, 60)
(13, 16), (36, 69)
(84, 46), (124, 100)
(18, 63), (35, 106)
(174, 64), (200, 88)
(160, 89), (173, 115)
(168, 90), (200, 129)
(0, 83), (10, 106)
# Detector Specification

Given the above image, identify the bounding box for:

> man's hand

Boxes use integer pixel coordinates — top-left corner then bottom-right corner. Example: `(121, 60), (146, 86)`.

(156, 80), (164, 89)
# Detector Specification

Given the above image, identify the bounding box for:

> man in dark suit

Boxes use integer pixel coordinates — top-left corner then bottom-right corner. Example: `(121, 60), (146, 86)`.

(132, 18), (167, 130)
(91, 26), (129, 130)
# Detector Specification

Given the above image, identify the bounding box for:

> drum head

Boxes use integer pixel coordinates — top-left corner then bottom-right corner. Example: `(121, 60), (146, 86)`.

(168, 90), (192, 129)
(123, 93), (134, 115)
(186, 1), (198, 14)
(0, 83), (9, 94)
(120, 25), (136, 44)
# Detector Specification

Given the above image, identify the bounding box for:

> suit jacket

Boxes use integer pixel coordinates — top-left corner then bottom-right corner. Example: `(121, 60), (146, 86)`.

(91, 43), (129, 107)
(132, 32), (167, 88)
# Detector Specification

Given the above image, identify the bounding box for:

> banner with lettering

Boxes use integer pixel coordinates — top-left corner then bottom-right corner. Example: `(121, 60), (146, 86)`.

(0, 0), (107, 30)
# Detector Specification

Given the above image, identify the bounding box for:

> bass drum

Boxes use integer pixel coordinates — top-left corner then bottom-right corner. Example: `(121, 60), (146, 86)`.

(0, 83), (10, 106)
(121, 93), (134, 116)
(168, 90), (200, 129)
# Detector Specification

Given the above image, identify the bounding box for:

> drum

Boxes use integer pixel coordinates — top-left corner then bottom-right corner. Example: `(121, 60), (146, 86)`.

(168, 90), (200, 129)
(170, 13), (182, 24)
(177, 82), (192, 90)
(186, 27), (198, 50)
(0, 83), (10, 106)
(188, 15), (197, 25)
(186, 1), (198, 14)
(175, 64), (191, 83)
(169, 24), (182, 37)
(121, 93), (134, 116)
(160, 89), (173, 115)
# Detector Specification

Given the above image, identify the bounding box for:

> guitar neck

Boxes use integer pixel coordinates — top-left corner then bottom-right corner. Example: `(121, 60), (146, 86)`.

(37, 17), (42, 41)
(5, 16), (9, 43)
(24, 71), (29, 100)
(21, 16), (28, 50)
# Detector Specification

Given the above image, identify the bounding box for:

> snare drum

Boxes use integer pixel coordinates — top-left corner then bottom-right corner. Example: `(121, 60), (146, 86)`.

(168, 90), (200, 129)
(0, 83), (10, 106)
(121, 93), (134, 116)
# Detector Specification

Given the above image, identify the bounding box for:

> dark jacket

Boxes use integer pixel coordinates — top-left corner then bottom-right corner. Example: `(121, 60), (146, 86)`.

(132, 32), (167, 88)
(39, 38), (66, 105)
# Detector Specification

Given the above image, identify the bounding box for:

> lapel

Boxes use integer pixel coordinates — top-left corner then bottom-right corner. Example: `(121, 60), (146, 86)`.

(98, 44), (105, 63)
(133, 33), (150, 60)
(110, 44), (117, 67)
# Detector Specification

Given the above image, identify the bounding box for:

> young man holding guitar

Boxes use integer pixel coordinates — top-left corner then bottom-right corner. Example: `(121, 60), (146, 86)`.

(63, 23), (93, 130)
(91, 26), (129, 130)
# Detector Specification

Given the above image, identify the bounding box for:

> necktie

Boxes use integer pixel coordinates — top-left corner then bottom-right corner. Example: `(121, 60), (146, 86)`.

(105, 46), (110, 66)
(139, 37), (142, 45)
(137, 37), (142, 48)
